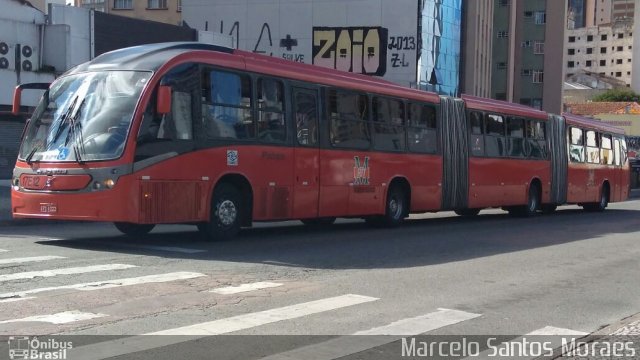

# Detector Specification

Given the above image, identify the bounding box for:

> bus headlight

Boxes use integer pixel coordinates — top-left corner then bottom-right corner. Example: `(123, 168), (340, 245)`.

(104, 179), (115, 189)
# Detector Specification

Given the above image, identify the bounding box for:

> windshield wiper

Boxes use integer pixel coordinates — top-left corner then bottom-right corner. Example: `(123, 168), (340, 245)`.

(52, 95), (79, 144)
(68, 98), (87, 164)
(25, 145), (40, 165)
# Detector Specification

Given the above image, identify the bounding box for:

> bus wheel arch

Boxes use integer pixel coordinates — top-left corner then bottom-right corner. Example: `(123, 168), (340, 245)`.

(388, 177), (411, 217)
(509, 178), (541, 217)
(367, 177), (411, 228)
(585, 181), (610, 212)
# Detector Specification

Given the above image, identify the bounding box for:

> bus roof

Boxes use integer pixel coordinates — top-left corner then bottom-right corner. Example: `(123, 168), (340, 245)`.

(66, 42), (441, 104)
(461, 95), (549, 120)
(563, 113), (626, 135)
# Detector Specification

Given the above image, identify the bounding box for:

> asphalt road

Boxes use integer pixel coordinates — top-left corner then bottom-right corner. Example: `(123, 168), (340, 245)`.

(0, 201), (639, 359)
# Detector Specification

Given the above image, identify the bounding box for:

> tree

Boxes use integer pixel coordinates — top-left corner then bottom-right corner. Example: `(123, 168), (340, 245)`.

(592, 89), (640, 102)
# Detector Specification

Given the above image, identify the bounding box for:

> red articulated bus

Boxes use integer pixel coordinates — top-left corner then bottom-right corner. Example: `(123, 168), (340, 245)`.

(10, 42), (630, 239)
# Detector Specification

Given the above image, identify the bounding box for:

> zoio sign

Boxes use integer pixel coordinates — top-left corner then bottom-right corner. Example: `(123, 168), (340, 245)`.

(312, 27), (388, 76)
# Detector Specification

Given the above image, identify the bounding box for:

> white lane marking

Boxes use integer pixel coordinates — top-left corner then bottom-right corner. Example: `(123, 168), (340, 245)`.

(0, 256), (66, 265)
(261, 308), (482, 360)
(354, 308), (482, 335)
(149, 294), (379, 335)
(210, 281), (283, 295)
(0, 264), (137, 282)
(0, 310), (107, 325)
(0, 272), (206, 302)
(526, 326), (588, 336)
(0, 249), (8, 253)
(67, 294), (378, 360)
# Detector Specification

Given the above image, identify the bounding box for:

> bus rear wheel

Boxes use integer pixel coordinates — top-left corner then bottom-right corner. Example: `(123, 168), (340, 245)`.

(509, 185), (540, 217)
(114, 222), (155, 236)
(199, 183), (242, 241)
(366, 185), (407, 228)
(584, 186), (609, 212)
(455, 209), (481, 217)
(301, 217), (337, 227)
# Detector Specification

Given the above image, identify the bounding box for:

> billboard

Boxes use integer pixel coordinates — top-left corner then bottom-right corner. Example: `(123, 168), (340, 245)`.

(182, 0), (419, 87)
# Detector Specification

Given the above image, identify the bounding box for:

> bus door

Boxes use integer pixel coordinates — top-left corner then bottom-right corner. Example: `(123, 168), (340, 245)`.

(291, 86), (320, 219)
(613, 138), (622, 201)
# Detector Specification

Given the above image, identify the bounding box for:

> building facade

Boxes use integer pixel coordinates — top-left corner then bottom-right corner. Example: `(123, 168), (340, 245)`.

(565, 21), (634, 87)
(460, 0), (494, 98)
(74, 0), (182, 26)
(490, 0), (566, 113)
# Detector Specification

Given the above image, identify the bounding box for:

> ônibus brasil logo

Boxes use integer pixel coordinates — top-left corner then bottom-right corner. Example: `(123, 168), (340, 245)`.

(8, 336), (72, 360)
(353, 156), (371, 185)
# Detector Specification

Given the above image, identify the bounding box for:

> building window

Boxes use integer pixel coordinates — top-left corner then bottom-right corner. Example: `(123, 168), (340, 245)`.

(498, 31), (509, 38)
(497, 62), (507, 69)
(568, 61), (575, 68)
(532, 71), (544, 83)
(586, 48), (593, 54)
(600, 60), (606, 66)
(617, 46), (623, 51)
(618, 33), (624, 39)
(617, 59), (623, 64)
(586, 60), (592, 67)
(499, 0), (509, 6)
(534, 41), (544, 54)
(147, 0), (167, 9)
(568, 48), (575, 55)
(568, 36), (576, 43)
(601, 35), (608, 41)
(587, 35), (593, 41)
(600, 47), (607, 54)
(524, 11), (533, 18)
(534, 11), (546, 25)
(521, 69), (532, 76)
(616, 72), (622, 77)
(521, 40), (532, 48)
(113, 0), (132, 9)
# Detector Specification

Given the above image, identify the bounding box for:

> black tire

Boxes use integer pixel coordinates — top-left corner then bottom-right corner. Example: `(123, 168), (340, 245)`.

(367, 185), (407, 228)
(584, 186), (609, 212)
(114, 222), (155, 236)
(540, 204), (558, 214)
(509, 185), (540, 217)
(199, 183), (243, 241)
(301, 217), (337, 227)
(454, 208), (481, 217)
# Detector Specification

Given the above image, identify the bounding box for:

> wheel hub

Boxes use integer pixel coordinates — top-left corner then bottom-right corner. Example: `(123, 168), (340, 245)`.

(217, 200), (237, 226)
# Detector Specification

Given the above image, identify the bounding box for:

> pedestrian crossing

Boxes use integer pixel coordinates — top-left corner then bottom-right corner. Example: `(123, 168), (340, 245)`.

(0, 240), (597, 360)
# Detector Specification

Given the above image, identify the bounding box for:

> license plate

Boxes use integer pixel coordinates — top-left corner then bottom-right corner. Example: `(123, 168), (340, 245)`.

(20, 175), (47, 190)
(39, 203), (58, 214)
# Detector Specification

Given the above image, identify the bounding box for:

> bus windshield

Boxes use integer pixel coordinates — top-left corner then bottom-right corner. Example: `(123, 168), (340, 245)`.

(19, 70), (151, 162)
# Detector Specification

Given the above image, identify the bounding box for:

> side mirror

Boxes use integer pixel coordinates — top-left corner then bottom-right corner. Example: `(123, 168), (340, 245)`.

(156, 85), (172, 115)
(12, 87), (22, 115)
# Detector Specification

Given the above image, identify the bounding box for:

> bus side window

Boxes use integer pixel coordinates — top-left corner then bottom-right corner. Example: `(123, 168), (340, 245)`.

(257, 78), (286, 143)
(202, 69), (254, 140)
(586, 130), (600, 164)
(373, 97), (405, 152)
(569, 127), (585, 163)
(484, 114), (506, 158)
(407, 103), (437, 154)
(506, 117), (525, 158)
(614, 138), (622, 166)
(469, 111), (484, 156)
(601, 134), (614, 165)
(328, 89), (370, 149)
(526, 120), (547, 159)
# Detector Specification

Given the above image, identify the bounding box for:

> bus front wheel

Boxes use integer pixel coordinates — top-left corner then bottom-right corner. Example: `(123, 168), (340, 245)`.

(509, 185), (540, 217)
(366, 185), (407, 228)
(584, 186), (609, 212)
(114, 222), (155, 236)
(200, 183), (242, 241)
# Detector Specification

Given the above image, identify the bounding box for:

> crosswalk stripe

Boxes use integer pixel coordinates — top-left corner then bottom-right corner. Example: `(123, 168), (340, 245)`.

(0, 272), (206, 302)
(0, 256), (66, 265)
(67, 294), (379, 360)
(0, 264), (137, 282)
(210, 281), (283, 295)
(526, 326), (588, 336)
(261, 308), (482, 360)
(0, 311), (107, 325)
(0, 249), (8, 253)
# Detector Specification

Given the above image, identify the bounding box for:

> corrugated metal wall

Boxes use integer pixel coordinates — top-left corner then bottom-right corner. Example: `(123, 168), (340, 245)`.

(0, 114), (26, 179)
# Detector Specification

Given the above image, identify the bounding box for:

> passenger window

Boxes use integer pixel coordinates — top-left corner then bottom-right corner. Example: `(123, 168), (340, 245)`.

(569, 127), (585, 163)
(373, 97), (405, 152)
(614, 138), (621, 166)
(328, 89), (370, 149)
(257, 78), (286, 143)
(485, 114), (506, 157)
(469, 111), (484, 156)
(586, 130), (600, 163)
(526, 120), (547, 160)
(294, 89), (318, 147)
(151, 63), (198, 141)
(202, 70), (254, 140)
(507, 117), (525, 158)
(601, 134), (614, 165)
(407, 103), (437, 154)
